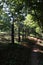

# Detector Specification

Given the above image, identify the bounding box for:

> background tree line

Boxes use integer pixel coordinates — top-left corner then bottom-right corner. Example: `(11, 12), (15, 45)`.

(0, 0), (43, 43)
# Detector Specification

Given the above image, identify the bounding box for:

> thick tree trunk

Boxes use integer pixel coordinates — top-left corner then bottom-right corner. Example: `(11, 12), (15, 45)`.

(11, 22), (14, 44)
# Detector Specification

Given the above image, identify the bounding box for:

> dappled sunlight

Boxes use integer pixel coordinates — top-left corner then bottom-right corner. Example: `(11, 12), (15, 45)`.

(0, 0), (43, 65)
(0, 32), (11, 43)
(33, 48), (43, 53)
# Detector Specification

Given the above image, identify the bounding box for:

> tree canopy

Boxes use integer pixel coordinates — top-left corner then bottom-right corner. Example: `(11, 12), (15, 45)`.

(0, 0), (43, 40)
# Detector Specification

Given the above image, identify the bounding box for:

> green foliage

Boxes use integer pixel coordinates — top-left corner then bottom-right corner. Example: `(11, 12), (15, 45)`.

(0, 12), (11, 31)
(0, 0), (43, 39)
(23, 14), (42, 38)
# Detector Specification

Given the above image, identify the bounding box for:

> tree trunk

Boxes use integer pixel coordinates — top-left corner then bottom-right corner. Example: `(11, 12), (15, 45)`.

(11, 22), (14, 44)
(18, 26), (21, 42)
(22, 29), (25, 41)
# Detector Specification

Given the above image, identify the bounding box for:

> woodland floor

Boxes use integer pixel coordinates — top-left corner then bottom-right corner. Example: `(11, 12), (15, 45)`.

(0, 32), (43, 65)
(0, 43), (43, 65)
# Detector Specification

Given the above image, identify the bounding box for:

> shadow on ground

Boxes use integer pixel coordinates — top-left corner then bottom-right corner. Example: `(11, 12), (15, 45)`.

(0, 43), (43, 65)
(0, 43), (31, 65)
